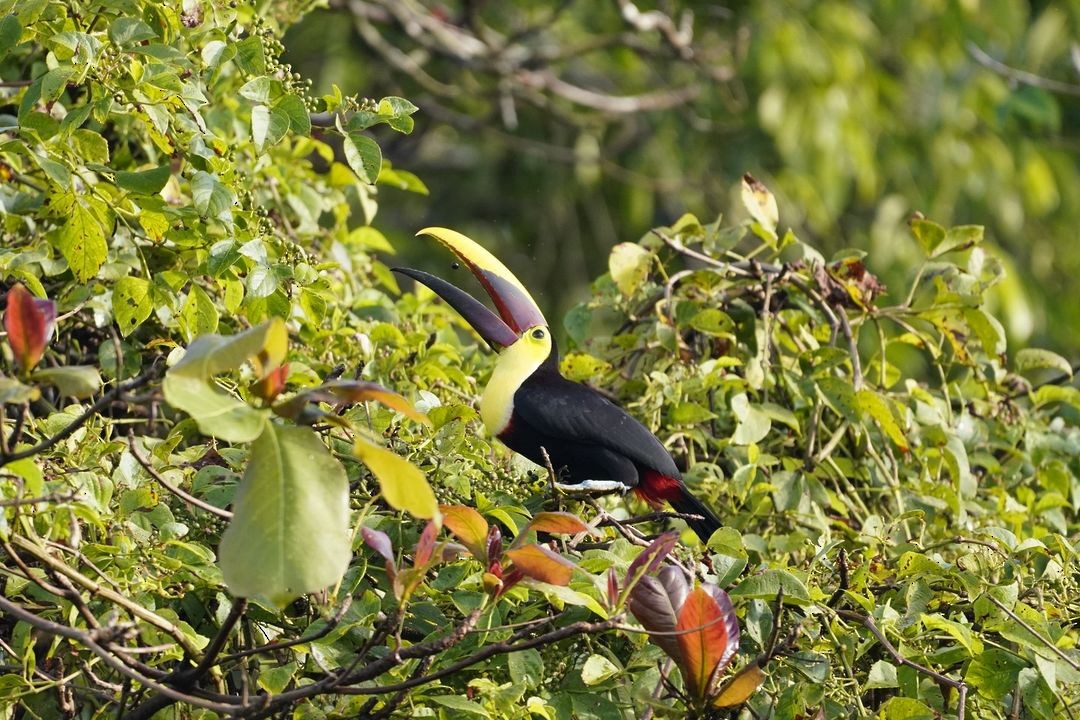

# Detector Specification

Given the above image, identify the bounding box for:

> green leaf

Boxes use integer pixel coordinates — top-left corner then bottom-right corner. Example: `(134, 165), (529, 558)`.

(729, 569), (811, 605)
(344, 132), (382, 184)
(179, 285), (219, 341)
(251, 104), (289, 151)
(239, 76), (277, 104)
(0, 14), (22, 59)
(932, 224), (983, 258)
(581, 654), (620, 686)
(162, 373), (268, 443)
(689, 309), (735, 336)
(966, 649), (1027, 701)
(608, 243), (651, 296)
(108, 17), (156, 45)
(353, 436), (439, 520)
(1016, 348), (1072, 378)
(113, 276), (153, 334)
(32, 366), (101, 398)
(964, 307), (1006, 358)
(731, 393), (771, 445)
(168, 319), (287, 380)
(855, 389), (908, 452)
(864, 660), (898, 689)
(218, 424), (351, 607)
(909, 217), (945, 255)
(508, 648), (544, 688)
(920, 613), (983, 656)
(55, 202), (106, 282)
(275, 94), (311, 135)
(879, 697), (935, 720)
(115, 165), (170, 195)
(429, 696), (489, 717)
(233, 35), (265, 75)
(191, 171), (235, 223)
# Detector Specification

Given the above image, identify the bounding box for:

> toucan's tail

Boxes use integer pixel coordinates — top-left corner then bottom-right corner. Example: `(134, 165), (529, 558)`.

(668, 488), (723, 544)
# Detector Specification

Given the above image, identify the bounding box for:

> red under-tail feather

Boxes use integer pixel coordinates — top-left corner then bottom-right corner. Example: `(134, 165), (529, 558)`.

(636, 470), (722, 543)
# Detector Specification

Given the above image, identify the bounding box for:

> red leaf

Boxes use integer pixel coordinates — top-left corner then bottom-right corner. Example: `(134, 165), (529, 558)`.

(414, 519), (438, 568)
(504, 543), (576, 586)
(440, 505), (489, 562)
(523, 511), (593, 537)
(624, 530), (678, 587)
(675, 586), (740, 699)
(5, 284), (55, 373)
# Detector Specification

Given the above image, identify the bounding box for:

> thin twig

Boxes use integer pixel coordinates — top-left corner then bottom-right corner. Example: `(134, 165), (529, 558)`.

(127, 435), (233, 519)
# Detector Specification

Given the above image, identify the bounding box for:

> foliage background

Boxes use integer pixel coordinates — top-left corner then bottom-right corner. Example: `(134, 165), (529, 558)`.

(1, 1), (1080, 720)
(286, 0), (1080, 356)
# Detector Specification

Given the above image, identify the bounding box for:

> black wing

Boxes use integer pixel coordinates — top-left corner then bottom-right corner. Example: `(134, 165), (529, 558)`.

(512, 371), (680, 479)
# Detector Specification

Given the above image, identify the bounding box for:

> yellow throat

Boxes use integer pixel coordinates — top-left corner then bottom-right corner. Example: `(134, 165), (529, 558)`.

(479, 326), (552, 435)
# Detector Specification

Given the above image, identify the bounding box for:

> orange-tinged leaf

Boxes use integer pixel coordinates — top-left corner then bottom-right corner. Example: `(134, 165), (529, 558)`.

(440, 505), (489, 561)
(713, 663), (765, 708)
(251, 362), (289, 401)
(4, 284), (55, 372)
(675, 586), (740, 699)
(325, 380), (430, 424)
(415, 519), (438, 568)
(505, 543), (576, 586)
(523, 511), (593, 536)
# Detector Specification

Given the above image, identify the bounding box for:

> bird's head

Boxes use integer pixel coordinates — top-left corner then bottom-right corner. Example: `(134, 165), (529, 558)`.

(393, 227), (555, 367)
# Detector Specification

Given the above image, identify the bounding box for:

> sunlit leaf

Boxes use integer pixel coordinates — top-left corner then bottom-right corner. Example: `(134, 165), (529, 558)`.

(113, 276), (153, 335)
(740, 173), (778, 236)
(608, 243), (652, 296)
(522, 511), (592, 537)
(219, 424), (351, 606)
(581, 654), (620, 686)
(505, 543), (576, 586)
(441, 505), (490, 561)
(713, 663), (765, 708)
(1016, 348), (1072, 378)
(354, 436), (439, 520)
(323, 380), (430, 424)
(675, 586), (740, 698)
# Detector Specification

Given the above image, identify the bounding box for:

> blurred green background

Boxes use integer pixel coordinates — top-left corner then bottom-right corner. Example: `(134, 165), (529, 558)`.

(283, 0), (1080, 357)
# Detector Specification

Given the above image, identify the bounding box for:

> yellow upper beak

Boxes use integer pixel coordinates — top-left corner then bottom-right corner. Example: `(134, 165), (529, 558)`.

(416, 227), (547, 334)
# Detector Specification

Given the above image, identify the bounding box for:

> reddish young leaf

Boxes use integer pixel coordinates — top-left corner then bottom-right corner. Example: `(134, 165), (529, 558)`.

(251, 362), (289, 402)
(504, 543), (576, 586)
(440, 505), (489, 562)
(522, 511), (593, 537)
(361, 527), (396, 581)
(4, 284), (55, 373)
(674, 586), (740, 699)
(414, 519), (438, 568)
(606, 568), (619, 610)
(485, 524), (503, 569)
(624, 530), (678, 588)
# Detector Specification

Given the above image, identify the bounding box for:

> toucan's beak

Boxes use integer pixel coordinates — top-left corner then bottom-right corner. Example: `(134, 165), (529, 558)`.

(392, 227), (547, 350)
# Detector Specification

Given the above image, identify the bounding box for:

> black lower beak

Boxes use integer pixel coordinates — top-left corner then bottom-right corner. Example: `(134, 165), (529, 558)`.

(393, 268), (518, 350)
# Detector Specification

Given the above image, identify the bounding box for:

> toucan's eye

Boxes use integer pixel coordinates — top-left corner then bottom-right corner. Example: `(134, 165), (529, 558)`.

(531, 328), (545, 340)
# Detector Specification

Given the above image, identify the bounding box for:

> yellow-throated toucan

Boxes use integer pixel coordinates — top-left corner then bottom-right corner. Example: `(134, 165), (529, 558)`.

(394, 228), (722, 543)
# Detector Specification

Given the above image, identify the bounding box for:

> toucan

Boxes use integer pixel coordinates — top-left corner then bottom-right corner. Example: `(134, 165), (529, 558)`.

(394, 228), (722, 543)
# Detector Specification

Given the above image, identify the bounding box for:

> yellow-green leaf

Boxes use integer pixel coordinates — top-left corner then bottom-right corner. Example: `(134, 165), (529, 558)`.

(354, 436), (439, 520)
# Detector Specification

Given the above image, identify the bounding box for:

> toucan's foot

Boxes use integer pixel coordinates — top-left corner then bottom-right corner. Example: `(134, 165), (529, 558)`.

(554, 479), (629, 496)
